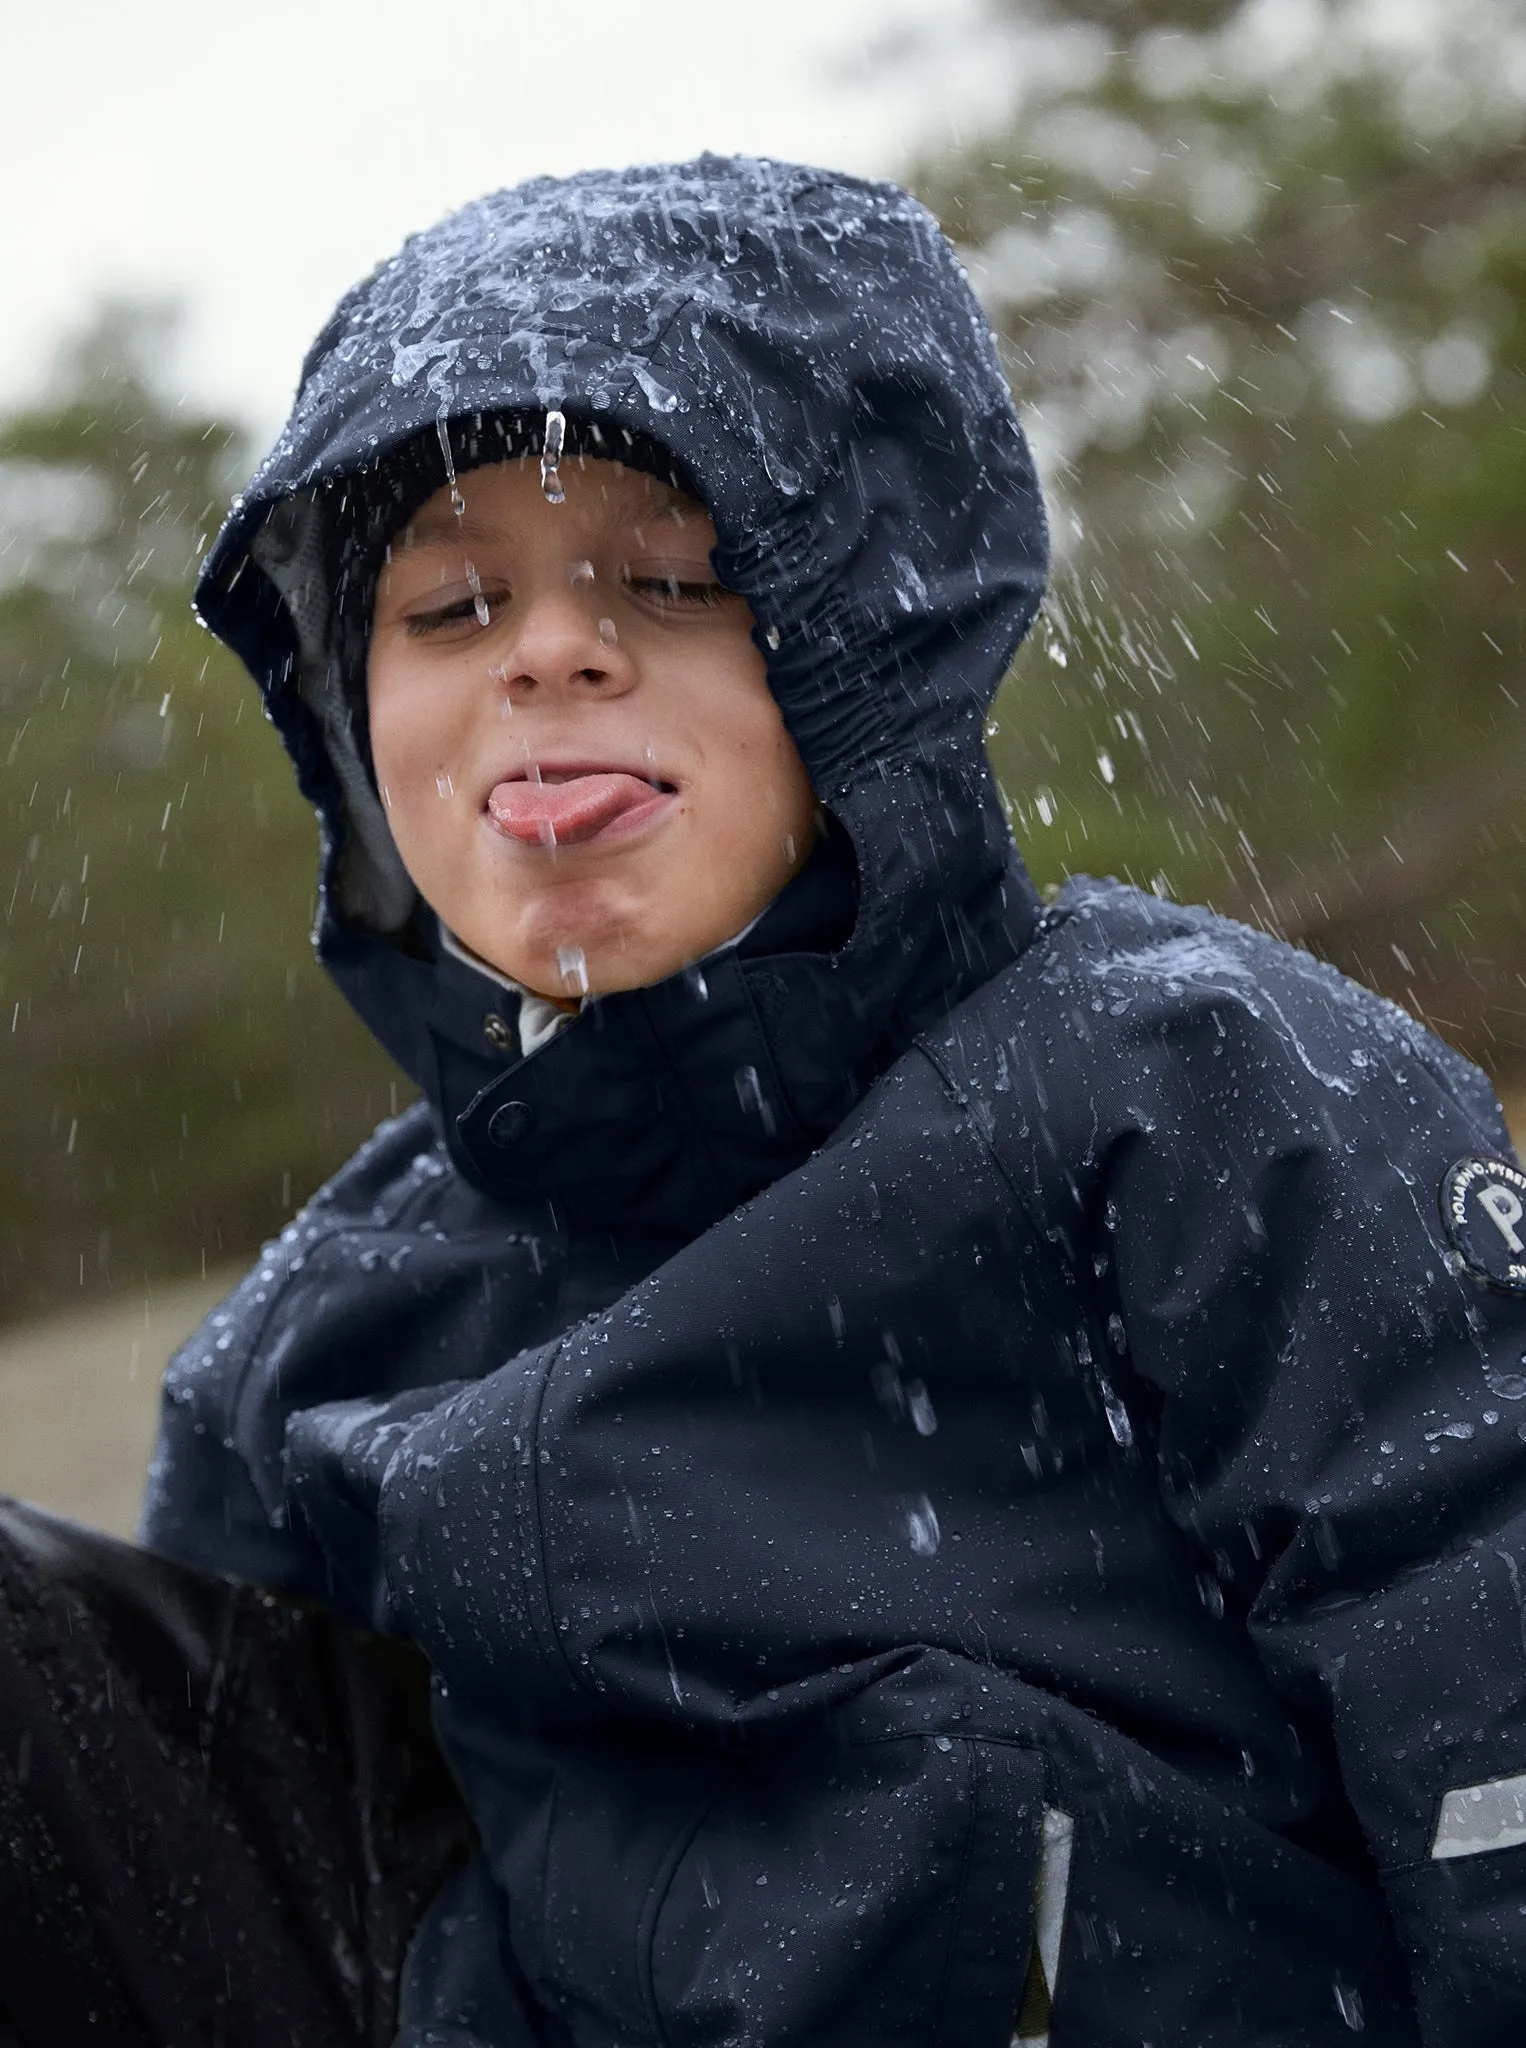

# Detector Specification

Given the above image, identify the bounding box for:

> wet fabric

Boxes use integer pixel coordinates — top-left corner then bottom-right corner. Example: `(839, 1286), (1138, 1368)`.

(0, 1497), (473, 2047)
(141, 157), (1526, 2043)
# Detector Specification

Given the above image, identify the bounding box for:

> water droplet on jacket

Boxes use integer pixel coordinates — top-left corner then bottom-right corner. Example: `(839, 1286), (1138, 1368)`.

(1485, 1361), (1526, 1401)
(540, 408), (567, 503)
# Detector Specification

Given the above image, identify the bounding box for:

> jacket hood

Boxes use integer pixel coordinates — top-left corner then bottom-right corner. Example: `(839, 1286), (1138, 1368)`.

(195, 155), (1050, 1233)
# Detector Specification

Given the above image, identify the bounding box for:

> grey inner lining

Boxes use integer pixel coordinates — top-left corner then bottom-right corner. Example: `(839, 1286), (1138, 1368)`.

(249, 492), (418, 934)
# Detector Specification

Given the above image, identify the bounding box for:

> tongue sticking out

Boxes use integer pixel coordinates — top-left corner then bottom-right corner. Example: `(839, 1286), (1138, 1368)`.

(487, 773), (668, 848)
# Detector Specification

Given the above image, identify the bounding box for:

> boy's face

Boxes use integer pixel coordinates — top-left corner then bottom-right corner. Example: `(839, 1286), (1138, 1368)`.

(368, 457), (816, 1002)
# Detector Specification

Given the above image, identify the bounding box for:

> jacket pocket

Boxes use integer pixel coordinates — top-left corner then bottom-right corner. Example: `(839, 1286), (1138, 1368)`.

(647, 1721), (1046, 2048)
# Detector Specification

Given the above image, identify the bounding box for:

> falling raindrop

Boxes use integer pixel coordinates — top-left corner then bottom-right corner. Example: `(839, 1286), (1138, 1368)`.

(598, 617), (618, 646)
(556, 946), (589, 996)
(734, 1065), (777, 1135)
(1095, 1366), (1134, 1448)
(764, 625), (782, 651)
(436, 416), (466, 520)
(1333, 1979), (1365, 2032)
(906, 1496), (941, 1557)
(907, 1380), (938, 1436)
(465, 560), (490, 627)
(435, 772), (454, 799)
(540, 409), (567, 504)
(569, 559), (595, 586)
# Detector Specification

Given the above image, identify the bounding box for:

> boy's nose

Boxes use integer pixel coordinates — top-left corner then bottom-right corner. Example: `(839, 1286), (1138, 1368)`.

(492, 588), (632, 699)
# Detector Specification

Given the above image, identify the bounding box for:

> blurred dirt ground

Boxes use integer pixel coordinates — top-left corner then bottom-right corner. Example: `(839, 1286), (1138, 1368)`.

(0, 1267), (239, 1538)
(3, 1088), (1523, 1541)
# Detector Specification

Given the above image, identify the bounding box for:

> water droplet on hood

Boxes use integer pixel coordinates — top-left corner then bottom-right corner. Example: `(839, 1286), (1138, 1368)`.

(633, 365), (681, 415)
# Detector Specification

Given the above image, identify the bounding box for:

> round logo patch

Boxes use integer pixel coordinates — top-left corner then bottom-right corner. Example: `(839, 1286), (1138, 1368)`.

(1440, 1157), (1526, 1295)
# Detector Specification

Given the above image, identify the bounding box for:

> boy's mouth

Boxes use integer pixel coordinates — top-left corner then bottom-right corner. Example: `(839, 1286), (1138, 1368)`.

(485, 766), (679, 848)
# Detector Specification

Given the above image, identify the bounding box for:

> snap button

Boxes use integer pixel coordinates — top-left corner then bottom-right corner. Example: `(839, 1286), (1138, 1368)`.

(487, 1099), (535, 1147)
(482, 1012), (516, 1055)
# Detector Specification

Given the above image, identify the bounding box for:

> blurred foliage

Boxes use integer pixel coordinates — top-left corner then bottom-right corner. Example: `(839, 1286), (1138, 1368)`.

(915, 0), (1526, 1064)
(0, 306), (404, 1325)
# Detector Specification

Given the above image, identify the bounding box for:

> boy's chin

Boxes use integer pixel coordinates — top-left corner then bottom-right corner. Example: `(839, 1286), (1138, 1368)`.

(460, 868), (776, 1002)
(471, 915), (694, 1005)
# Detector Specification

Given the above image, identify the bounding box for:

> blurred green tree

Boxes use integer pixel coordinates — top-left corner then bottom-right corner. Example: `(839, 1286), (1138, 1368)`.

(0, 306), (404, 1325)
(914, 0), (1526, 1066)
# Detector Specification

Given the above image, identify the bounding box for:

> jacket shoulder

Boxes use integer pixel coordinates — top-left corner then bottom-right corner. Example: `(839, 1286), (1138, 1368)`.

(941, 875), (1509, 1159)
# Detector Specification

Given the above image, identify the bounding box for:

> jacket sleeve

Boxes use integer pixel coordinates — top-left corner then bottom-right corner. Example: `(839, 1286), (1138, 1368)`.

(139, 1250), (338, 1599)
(1027, 915), (1526, 2047)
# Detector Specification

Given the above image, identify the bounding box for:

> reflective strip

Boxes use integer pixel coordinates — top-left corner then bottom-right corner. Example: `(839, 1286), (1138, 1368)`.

(1431, 1772), (1526, 1860)
(1013, 1808), (1075, 2048)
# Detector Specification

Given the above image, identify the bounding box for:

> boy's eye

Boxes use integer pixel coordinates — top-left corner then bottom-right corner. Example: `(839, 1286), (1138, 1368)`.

(623, 569), (725, 609)
(403, 592), (501, 635)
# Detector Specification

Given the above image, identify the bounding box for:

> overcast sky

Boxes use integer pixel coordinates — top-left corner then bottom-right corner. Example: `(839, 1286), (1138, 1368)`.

(0, 0), (1007, 441)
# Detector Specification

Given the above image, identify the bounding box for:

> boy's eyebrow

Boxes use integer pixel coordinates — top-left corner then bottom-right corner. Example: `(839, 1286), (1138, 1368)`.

(390, 512), (511, 554)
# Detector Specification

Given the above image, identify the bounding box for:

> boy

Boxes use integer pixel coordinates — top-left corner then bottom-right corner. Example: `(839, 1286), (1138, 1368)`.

(1, 154), (1523, 2046)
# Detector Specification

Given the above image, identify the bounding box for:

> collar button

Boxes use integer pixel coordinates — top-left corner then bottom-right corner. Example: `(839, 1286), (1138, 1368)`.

(482, 1012), (516, 1055)
(487, 1098), (536, 1147)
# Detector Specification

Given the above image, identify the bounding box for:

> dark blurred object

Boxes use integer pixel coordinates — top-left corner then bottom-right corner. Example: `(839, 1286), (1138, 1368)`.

(0, 306), (405, 1327)
(915, 0), (1526, 1069)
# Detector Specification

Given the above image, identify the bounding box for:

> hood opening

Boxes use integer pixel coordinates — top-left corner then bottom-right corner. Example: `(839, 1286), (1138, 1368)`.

(246, 409), (705, 937)
(196, 156), (1050, 1117)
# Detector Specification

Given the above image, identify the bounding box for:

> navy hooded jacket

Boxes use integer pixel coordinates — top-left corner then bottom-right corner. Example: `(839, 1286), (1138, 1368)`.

(142, 157), (1526, 2047)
